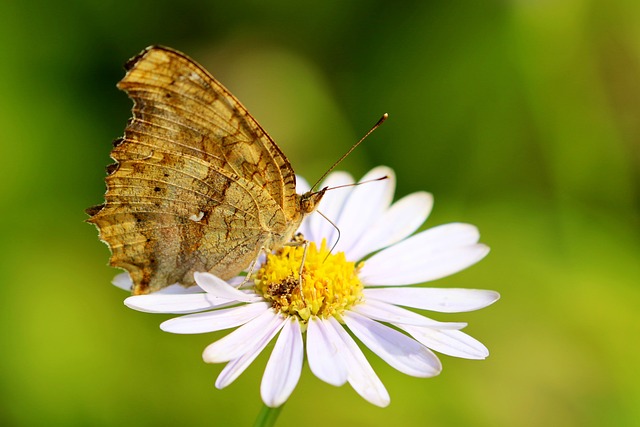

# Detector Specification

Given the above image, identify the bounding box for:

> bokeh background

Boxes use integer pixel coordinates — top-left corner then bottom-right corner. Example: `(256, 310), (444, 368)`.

(1, 1), (639, 426)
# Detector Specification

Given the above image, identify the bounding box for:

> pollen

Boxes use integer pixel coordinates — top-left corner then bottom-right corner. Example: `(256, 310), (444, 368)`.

(253, 239), (364, 322)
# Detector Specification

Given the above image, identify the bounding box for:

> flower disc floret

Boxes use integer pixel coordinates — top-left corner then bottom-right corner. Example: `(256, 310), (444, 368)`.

(254, 239), (364, 322)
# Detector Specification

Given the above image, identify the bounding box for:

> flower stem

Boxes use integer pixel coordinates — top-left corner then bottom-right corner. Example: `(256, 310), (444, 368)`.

(252, 403), (284, 427)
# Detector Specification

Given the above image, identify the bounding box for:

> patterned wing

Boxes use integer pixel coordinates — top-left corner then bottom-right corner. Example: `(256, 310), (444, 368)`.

(87, 46), (299, 294)
(118, 46), (298, 211)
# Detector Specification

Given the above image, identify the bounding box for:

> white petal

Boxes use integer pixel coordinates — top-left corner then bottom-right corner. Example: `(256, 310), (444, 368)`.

(352, 299), (466, 329)
(155, 284), (205, 294)
(364, 288), (500, 313)
(203, 310), (284, 363)
(328, 317), (390, 407)
(194, 272), (261, 302)
(113, 272), (204, 294)
(306, 317), (348, 386)
(347, 191), (433, 261)
(124, 293), (233, 314)
(334, 167), (396, 255)
(215, 355), (253, 389)
(360, 224), (489, 286)
(112, 273), (132, 291)
(343, 312), (441, 377)
(400, 325), (490, 360)
(363, 244), (489, 286)
(215, 317), (285, 389)
(160, 302), (270, 334)
(261, 318), (303, 407)
(296, 175), (311, 193)
(306, 171), (354, 245)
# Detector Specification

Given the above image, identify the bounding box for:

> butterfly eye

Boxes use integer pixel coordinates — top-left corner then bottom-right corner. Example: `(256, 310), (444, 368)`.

(299, 194), (315, 214)
(300, 189), (327, 214)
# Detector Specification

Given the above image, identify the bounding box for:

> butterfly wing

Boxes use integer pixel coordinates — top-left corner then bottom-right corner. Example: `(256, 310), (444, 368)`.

(87, 46), (301, 295)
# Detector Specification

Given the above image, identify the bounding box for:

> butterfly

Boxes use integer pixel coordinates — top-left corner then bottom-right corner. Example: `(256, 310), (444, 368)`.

(86, 46), (326, 295)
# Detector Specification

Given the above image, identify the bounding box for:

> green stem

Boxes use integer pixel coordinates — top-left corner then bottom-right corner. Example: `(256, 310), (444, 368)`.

(252, 403), (284, 427)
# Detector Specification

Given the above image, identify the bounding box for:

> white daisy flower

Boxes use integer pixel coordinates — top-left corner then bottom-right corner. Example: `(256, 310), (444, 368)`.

(122, 166), (499, 408)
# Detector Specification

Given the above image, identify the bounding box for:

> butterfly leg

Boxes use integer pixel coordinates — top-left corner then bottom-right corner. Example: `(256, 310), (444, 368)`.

(282, 233), (309, 302)
(238, 247), (267, 288)
(297, 239), (309, 303)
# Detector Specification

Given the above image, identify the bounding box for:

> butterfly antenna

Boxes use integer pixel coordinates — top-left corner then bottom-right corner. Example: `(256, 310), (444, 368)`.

(323, 175), (388, 192)
(311, 113), (388, 192)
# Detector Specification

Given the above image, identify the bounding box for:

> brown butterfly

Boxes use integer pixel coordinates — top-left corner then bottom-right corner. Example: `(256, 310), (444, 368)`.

(87, 46), (326, 295)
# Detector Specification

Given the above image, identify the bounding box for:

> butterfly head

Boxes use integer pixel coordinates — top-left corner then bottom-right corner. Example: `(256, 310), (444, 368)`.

(299, 187), (328, 215)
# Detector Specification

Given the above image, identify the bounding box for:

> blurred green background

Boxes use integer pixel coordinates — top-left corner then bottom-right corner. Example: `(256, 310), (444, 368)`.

(1, 1), (638, 426)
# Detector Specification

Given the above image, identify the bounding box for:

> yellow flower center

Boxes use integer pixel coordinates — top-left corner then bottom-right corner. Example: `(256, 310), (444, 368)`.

(254, 239), (364, 322)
